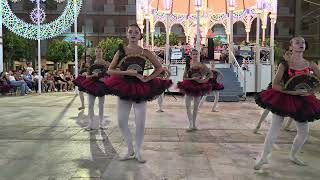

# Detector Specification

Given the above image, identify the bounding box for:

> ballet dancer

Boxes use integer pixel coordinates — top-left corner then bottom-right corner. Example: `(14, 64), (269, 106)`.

(177, 49), (212, 132)
(81, 47), (109, 131)
(254, 37), (320, 170)
(104, 24), (172, 163)
(157, 66), (171, 112)
(254, 50), (294, 133)
(199, 62), (224, 112)
(73, 56), (92, 110)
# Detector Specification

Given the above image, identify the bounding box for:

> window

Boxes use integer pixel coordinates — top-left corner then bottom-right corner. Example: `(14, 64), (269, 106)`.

(128, 0), (136, 5)
(107, 0), (114, 4)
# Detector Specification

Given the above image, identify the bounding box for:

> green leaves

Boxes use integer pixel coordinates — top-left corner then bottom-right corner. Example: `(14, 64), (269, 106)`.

(98, 38), (124, 62)
(46, 39), (84, 64)
(153, 33), (178, 46)
(3, 31), (36, 69)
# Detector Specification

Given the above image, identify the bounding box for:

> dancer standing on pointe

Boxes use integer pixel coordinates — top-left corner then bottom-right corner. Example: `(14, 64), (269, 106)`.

(177, 49), (212, 132)
(73, 55), (92, 110)
(254, 37), (320, 170)
(80, 48), (109, 131)
(104, 24), (172, 163)
(157, 66), (171, 112)
(199, 62), (224, 111)
(254, 49), (294, 133)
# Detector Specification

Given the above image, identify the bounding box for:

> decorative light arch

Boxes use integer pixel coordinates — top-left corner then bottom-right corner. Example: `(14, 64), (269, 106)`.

(1, 0), (82, 40)
(138, 0), (277, 47)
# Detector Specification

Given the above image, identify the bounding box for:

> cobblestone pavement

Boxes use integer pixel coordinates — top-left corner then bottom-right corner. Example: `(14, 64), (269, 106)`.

(0, 93), (320, 180)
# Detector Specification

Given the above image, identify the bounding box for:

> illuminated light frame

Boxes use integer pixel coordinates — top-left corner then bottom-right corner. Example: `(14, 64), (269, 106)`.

(2, 0), (82, 40)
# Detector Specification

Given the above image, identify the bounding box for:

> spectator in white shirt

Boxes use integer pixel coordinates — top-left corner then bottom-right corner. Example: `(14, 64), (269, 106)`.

(26, 62), (34, 75)
(7, 71), (30, 96)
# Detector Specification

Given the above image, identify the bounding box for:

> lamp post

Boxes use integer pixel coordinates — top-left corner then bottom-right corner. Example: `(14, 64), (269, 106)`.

(74, 0), (79, 94)
(0, 1), (3, 72)
(228, 0), (235, 64)
(270, 0), (277, 81)
(256, 0), (264, 45)
(194, 0), (202, 58)
(145, 0), (152, 50)
(163, 0), (171, 65)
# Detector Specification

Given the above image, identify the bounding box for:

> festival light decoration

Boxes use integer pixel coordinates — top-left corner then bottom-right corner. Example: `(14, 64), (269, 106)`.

(3, 0), (82, 40)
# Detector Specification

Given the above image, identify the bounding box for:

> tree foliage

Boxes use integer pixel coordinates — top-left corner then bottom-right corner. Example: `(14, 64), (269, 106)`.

(98, 38), (124, 62)
(3, 31), (36, 70)
(46, 39), (85, 70)
(153, 33), (179, 47)
(46, 39), (73, 64)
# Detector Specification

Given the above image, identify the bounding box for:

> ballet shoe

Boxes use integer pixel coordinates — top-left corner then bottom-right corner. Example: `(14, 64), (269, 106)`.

(211, 109), (219, 112)
(289, 155), (308, 166)
(254, 156), (269, 170)
(99, 123), (106, 129)
(186, 127), (194, 132)
(84, 126), (98, 131)
(157, 109), (164, 113)
(192, 126), (198, 131)
(284, 127), (296, 132)
(253, 128), (261, 134)
(135, 154), (146, 163)
(78, 106), (85, 110)
(119, 151), (135, 161)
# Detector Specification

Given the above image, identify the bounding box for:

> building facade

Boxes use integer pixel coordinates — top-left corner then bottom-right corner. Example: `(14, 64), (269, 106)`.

(7, 0), (136, 70)
(242, 0), (320, 59)
(10, 0), (136, 52)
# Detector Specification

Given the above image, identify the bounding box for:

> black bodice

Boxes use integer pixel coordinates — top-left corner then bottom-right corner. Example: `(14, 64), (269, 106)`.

(119, 57), (146, 75)
(88, 64), (106, 79)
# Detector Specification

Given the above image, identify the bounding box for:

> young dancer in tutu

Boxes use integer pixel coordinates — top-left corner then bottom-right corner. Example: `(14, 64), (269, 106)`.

(73, 56), (92, 110)
(254, 37), (320, 170)
(199, 62), (224, 112)
(254, 50), (294, 133)
(81, 48), (109, 131)
(104, 24), (172, 163)
(177, 49), (212, 131)
(157, 66), (171, 112)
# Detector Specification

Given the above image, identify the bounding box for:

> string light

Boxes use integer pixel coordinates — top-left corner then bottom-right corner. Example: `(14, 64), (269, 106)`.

(2, 0), (82, 40)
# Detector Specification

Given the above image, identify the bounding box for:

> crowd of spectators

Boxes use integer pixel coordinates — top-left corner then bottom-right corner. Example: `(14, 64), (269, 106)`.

(0, 62), (75, 96)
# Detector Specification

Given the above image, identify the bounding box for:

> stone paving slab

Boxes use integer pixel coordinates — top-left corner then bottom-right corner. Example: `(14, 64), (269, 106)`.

(0, 93), (320, 180)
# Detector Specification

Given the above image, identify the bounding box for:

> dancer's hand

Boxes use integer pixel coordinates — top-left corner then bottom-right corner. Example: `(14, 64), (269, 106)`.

(192, 77), (200, 81)
(86, 75), (93, 78)
(301, 90), (314, 96)
(126, 69), (138, 76)
(195, 78), (206, 83)
(295, 89), (313, 96)
(136, 74), (150, 82)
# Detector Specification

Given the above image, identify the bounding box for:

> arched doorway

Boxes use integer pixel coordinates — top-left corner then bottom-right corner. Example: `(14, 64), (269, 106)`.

(233, 21), (246, 43)
(154, 21), (166, 36)
(211, 24), (227, 45)
(170, 23), (186, 45)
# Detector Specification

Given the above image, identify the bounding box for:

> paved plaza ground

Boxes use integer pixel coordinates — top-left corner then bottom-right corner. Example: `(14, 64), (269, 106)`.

(0, 93), (320, 180)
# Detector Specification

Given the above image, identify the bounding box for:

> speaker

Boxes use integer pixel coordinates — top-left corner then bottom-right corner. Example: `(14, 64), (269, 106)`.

(208, 38), (214, 59)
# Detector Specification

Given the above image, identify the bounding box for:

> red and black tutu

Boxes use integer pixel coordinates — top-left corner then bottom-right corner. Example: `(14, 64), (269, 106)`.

(80, 77), (108, 97)
(177, 80), (212, 97)
(255, 88), (320, 122)
(104, 75), (172, 103)
(211, 83), (224, 91)
(73, 75), (86, 92)
(209, 78), (224, 91)
(209, 71), (224, 91)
